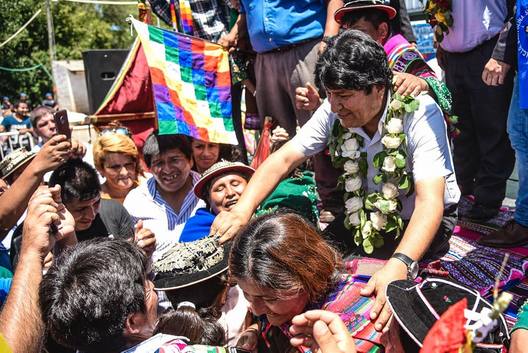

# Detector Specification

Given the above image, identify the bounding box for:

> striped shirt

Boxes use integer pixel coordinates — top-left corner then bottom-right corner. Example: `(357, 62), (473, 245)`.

(123, 172), (205, 261)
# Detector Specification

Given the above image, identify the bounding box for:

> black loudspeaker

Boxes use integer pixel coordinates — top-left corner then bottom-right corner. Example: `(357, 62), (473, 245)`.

(83, 49), (129, 114)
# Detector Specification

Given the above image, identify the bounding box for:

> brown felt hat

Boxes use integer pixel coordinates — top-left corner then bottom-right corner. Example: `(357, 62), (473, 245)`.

(335, 0), (397, 24)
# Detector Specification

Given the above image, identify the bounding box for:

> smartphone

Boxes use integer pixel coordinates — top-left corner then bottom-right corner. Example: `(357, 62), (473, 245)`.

(53, 109), (71, 139)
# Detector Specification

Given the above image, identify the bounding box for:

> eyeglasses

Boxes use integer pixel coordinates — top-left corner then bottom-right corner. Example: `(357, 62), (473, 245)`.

(99, 127), (131, 137)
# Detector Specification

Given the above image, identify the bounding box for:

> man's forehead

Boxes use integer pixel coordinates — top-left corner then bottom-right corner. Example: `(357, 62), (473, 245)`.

(154, 148), (187, 159)
(327, 88), (359, 94)
(37, 113), (54, 124)
(69, 195), (101, 207)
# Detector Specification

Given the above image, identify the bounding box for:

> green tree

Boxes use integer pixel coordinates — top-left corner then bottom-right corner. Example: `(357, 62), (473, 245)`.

(0, 0), (136, 106)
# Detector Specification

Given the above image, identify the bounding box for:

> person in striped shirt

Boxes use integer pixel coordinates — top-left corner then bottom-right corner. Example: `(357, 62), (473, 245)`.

(124, 133), (205, 261)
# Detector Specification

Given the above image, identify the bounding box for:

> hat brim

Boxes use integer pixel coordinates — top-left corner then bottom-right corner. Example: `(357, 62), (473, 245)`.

(193, 165), (255, 199)
(335, 3), (397, 24)
(153, 241), (231, 290)
(2, 153), (36, 180)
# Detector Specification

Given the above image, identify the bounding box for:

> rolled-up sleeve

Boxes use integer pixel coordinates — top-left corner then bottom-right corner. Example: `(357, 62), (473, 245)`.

(290, 99), (334, 157)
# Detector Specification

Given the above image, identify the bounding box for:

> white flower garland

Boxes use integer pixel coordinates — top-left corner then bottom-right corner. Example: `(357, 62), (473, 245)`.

(328, 94), (419, 254)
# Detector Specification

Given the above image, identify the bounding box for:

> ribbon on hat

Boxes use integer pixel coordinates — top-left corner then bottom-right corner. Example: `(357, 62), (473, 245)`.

(177, 301), (196, 310)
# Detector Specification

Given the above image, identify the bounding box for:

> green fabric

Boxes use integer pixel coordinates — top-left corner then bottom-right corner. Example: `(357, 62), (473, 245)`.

(424, 76), (453, 115)
(256, 170), (319, 224)
(512, 300), (528, 333)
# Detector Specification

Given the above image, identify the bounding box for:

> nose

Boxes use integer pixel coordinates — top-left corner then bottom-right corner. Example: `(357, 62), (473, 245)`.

(248, 298), (267, 316)
(118, 165), (129, 176)
(225, 184), (236, 198)
(203, 146), (214, 157)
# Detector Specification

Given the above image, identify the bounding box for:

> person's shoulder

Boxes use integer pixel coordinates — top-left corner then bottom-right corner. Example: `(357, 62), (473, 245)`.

(123, 182), (151, 211)
(406, 94), (443, 125)
(1, 115), (14, 123)
(100, 198), (128, 213)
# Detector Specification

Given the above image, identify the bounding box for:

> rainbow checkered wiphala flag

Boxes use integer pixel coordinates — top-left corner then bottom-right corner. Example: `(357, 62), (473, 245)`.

(132, 18), (237, 144)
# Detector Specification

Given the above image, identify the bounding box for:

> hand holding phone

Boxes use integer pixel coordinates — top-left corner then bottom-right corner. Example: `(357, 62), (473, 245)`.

(53, 109), (71, 140)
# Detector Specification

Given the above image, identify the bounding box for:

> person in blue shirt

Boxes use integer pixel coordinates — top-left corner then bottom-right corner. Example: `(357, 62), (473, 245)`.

(0, 101), (32, 134)
(221, 0), (343, 137)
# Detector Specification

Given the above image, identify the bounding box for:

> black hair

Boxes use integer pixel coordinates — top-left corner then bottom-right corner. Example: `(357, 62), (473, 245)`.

(315, 29), (392, 94)
(49, 159), (101, 204)
(229, 212), (341, 303)
(143, 133), (192, 168)
(154, 306), (226, 346)
(341, 8), (390, 32)
(13, 101), (28, 109)
(39, 238), (149, 353)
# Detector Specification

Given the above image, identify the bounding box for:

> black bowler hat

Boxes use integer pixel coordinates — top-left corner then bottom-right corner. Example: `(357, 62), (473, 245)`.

(153, 236), (231, 290)
(386, 278), (510, 352)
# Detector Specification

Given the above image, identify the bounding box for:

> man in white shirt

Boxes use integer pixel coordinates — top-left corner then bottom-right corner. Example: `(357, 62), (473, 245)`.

(211, 30), (460, 333)
(124, 133), (204, 261)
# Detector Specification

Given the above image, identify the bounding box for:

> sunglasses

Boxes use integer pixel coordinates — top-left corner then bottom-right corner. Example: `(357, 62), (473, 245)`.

(99, 127), (131, 137)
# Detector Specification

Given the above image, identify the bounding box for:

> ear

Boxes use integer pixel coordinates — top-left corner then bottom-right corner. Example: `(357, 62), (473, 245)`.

(374, 85), (386, 99)
(377, 22), (390, 44)
(124, 312), (147, 337)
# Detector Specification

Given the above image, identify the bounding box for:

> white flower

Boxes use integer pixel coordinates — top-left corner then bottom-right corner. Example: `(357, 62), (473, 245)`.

(348, 212), (360, 226)
(345, 176), (362, 192)
(370, 211), (387, 231)
(387, 199), (398, 212)
(343, 132), (352, 140)
(382, 156), (396, 172)
(341, 138), (359, 152)
(347, 151), (361, 159)
(345, 197), (363, 214)
(382, 182), (399, 199)
(386, 118), (403, 134)
(381, 135), (401, 149)
(362, 220), (373, 238)
(344, 160), (359, 174)
(390, 99), (403, 111)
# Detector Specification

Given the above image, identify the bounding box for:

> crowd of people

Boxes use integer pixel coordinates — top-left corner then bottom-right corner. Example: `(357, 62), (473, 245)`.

(0, 0), (528, 353)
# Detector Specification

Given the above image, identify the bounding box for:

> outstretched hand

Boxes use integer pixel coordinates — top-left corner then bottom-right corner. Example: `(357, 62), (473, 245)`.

(359, 258), (407, 332)
(31, 134), (71, 175)
(209, 208), (251, 244)
(290, 310), (357, 353)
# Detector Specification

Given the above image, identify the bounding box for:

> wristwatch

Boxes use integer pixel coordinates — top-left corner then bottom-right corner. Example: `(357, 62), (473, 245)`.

(391, 253), (419, 280)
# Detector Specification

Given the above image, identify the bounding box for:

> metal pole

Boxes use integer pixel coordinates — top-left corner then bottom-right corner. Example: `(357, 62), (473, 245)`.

(45, 0), (56, 82)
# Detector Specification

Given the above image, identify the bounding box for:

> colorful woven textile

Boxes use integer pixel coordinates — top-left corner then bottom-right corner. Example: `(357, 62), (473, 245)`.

(434, 233), (528, 329)
(179, 0), (193, 35)
(132, 18), (237, 144)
